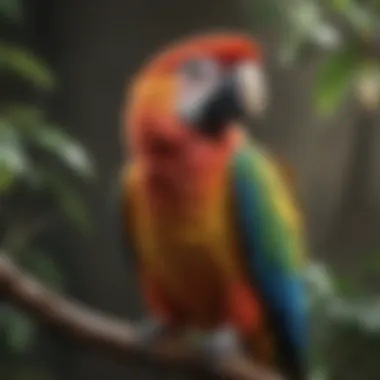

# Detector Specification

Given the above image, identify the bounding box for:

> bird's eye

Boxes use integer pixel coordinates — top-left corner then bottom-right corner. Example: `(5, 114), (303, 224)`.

(180, 58), (220, 83)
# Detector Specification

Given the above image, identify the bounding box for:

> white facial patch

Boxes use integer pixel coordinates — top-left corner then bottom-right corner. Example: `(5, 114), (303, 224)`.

(235, 62), (268, 117)
(178, 58), (222, 125)
(179, 81), (215, 125)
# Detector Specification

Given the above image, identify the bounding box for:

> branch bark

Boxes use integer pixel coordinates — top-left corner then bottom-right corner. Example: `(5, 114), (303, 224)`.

(0, 253), (282, 380)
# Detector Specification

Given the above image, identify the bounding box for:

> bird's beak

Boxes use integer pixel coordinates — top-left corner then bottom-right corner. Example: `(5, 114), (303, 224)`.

(180, 63), (268, 136)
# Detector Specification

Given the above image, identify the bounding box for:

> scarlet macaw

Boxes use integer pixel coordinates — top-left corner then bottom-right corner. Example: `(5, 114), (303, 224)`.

(114, 33), (309, 380)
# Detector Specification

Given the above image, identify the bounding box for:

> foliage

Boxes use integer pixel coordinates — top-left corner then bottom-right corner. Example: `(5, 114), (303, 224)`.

(251, 0), (380, 114)
(287, 1), (380, 378)
(306, 259), (380, 380)
(279, 1), (380, 377)
(0, 0), (95, 366)
(247, 1), (380, 379)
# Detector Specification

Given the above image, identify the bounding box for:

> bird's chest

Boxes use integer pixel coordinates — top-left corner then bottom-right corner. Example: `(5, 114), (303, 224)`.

(131, 183), (243, 324)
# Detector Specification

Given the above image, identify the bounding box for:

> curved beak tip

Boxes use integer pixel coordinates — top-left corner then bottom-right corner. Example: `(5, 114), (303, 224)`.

(236, 63), (268, 119)
(179, 62), (268, 136)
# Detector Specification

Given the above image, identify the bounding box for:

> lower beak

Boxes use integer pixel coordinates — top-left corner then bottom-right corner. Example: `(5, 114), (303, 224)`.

(181, 63), (267, 136)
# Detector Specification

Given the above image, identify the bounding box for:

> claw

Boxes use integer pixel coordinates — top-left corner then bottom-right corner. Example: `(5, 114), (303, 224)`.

(199, 325), (243, 367)
(133, 317), (170, 347)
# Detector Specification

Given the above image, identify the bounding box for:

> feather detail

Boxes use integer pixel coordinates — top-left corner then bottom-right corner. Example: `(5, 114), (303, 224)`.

(231, 143), (309, 379)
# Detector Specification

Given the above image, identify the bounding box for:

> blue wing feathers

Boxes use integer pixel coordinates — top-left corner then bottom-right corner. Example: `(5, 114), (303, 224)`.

(231, 146), (309, 379)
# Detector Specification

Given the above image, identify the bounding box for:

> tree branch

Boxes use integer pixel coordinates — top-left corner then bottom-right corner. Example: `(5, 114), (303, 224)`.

(0, 253), (282, 380)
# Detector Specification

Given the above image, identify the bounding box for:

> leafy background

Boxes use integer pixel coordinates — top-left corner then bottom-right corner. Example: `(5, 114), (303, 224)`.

(1, 0), (380, 380)
(1, 1), (94, 379)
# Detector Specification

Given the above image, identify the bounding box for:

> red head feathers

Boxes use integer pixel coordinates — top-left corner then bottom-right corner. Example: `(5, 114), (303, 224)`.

(124, 32), (264, 158)
(138, 32), (262, 77)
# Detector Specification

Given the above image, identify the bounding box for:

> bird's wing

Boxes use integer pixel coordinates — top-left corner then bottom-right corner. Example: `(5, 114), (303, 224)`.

(230, 143), (309, 380)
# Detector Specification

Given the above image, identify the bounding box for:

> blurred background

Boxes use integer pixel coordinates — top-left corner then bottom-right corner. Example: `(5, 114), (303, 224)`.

(1, 0), (380, 379)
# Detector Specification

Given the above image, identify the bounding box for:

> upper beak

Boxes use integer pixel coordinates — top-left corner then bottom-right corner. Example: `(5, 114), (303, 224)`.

(180, 63), (268, 136)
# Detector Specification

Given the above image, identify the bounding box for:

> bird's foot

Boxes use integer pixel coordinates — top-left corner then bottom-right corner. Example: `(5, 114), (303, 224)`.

(198, 325), (243, 369)
(133, 317), (171, 347)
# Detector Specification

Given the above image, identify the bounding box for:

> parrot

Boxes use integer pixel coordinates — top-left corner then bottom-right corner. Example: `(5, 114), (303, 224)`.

(114, 32), (310, 380)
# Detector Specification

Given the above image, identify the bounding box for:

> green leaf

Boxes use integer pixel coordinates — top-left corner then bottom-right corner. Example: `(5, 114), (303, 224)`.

(328, 297), (380, 333)
(0, 103), (45, 129)
(357, 302), (380, 333)
(310, 367), (329, 380)
(0, 165), (14, 192)
(278, 1), (338, 64)
(20, 249), (65, 289)
(315, 47), (360, 115)
(343, 4), (377, 38)
(0, 0), (23, 23)
(306, 262), (336, 301)
(331, 0), (353, 12)
(1, 107), (95, 178)
(335, 276), (366, 296)
(0, 43), (56, 90)
(30, 127), (95, 179)
(361, 250), (380, 274)
(279, 30), (307, 66)
(3, 308), (35, 354)
(310, 22), (342, 50)
(43, 169), (92, 233)
(0, 121), (34, 189)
